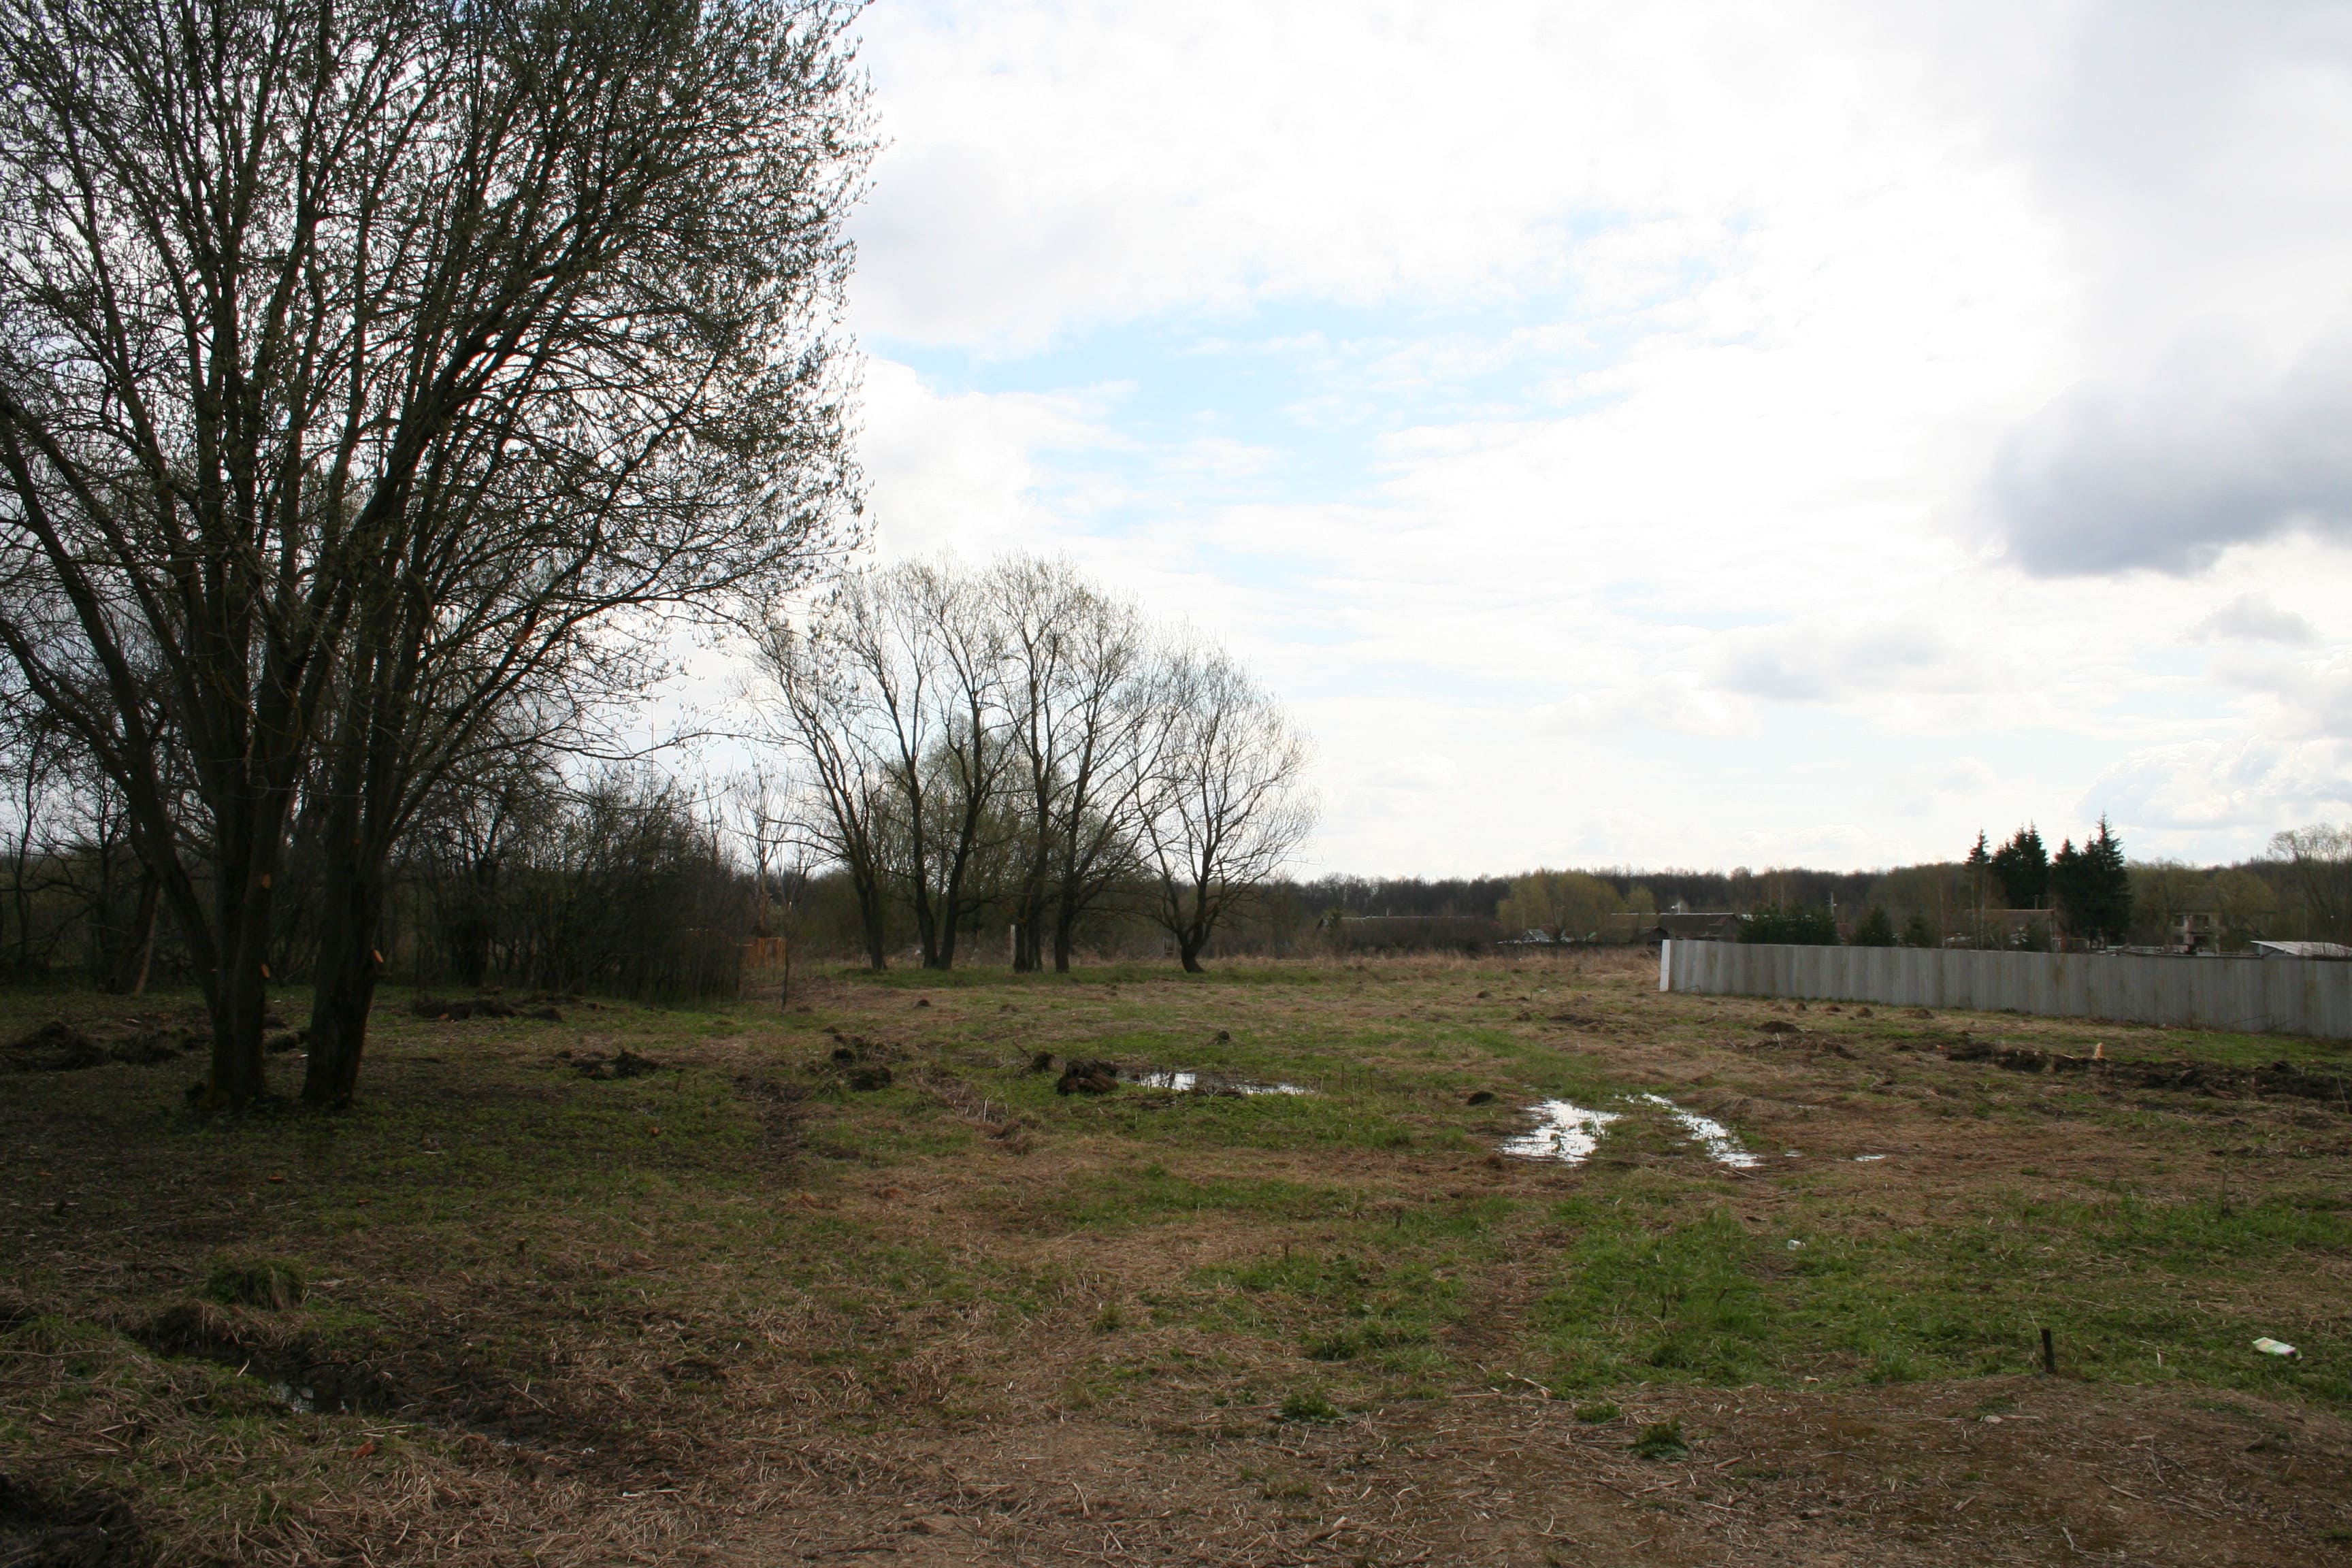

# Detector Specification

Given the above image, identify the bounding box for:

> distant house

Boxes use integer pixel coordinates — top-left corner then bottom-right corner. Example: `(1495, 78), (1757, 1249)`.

(1642, 911), (1742, 946)
(2172, 911), (2221, 954)
(2251, 941), (2352, 961)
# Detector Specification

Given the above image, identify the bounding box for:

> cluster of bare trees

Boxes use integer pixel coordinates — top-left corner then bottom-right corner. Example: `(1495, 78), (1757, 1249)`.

(756, 557), (1316, 973)
(0, 0), (869, 1103)
(398, 764), (751, 1000)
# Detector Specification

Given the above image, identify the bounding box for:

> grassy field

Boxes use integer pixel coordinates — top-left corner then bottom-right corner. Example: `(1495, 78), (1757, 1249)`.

(5, 949), (2351, 1566)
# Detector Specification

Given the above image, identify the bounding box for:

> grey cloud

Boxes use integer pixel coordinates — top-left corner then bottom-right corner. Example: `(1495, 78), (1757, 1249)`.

(2189, 592), (2319, 645)
(1718, 623), (1951, 703)
(1989, 332), (2352, 576)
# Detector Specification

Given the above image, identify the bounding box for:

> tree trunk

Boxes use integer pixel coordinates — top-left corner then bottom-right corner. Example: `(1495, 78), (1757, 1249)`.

(1052, 885), (1089, 973)
(304, 919), (382, 1107)
(1012, 886), (1049, 971)
(304, 819), (387, 1107)
(206, 883), (274, 1107)
(452, 852), (497, 988)
(928, 873), (962, 970)
(115, 870), (161, 995)
(911, 881), (941, 968)
(187, 785), (285, 1107)
(853, 872), (889, 971)
(1178, 930), (1206, 974)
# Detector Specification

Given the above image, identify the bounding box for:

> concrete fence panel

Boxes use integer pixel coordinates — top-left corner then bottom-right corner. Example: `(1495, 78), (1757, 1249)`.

(1660, 940), (2352, 1039)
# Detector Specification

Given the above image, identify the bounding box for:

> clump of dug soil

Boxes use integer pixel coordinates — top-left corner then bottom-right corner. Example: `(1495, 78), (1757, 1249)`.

(1056, 1059), (1119, 1095)
(413, 995), (564, 1022)
(0, 1474), (144, 1568)
(1, 1021), (106, 1073)
(561, 1049), (664, 1081)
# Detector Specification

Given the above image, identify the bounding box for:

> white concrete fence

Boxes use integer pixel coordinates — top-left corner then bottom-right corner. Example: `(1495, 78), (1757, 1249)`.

(1659, 939), (2352, 1041)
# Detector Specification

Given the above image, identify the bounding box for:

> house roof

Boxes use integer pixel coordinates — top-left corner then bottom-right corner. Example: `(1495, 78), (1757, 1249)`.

(2251, 940), (2352, 960)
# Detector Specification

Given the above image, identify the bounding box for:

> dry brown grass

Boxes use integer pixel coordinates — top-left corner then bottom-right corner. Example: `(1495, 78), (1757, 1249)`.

(4, 951), (2351, 1565)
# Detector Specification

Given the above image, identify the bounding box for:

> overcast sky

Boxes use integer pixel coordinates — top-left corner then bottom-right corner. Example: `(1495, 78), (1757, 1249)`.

(836, 0), (2352, 877)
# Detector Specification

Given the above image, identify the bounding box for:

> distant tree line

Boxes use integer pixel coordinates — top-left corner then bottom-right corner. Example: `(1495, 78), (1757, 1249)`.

(1272, 819), (2352, 956)
(0, 751), (758, 1001)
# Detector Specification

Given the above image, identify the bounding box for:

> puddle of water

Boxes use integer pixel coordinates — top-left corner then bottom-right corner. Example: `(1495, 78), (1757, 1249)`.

(1120, 1068), (1308, 1096)
(1635, 1094), (1761, 1169)
(1500, 1100), (1622, 1164)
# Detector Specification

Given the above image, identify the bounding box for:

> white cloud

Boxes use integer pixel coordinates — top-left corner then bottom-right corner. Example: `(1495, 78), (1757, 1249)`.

(1716, 621), (1968, 704)
(1878, 757), (1997, 819)
(2087, 736), (2352, 837)
(1534, 677), (1754, 738)
(855, 359), (1118, 557)
(1729, 823), (1932, 869)
(1362, 753), (1459, 792)
(2190, 592), (2321, 646)
(851, 0), (2057, 349)
(827, 0), (2352, 873)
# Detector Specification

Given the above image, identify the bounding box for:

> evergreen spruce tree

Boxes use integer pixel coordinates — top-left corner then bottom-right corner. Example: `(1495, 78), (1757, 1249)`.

(2050, 837), (2083, 932)
(1991, 826), (2050, 908)
(1851, 906), (1897, 947)
(2048, 819), (2132, 945)
(2078, 817), (2133, 943)
(1964, 830), (1994, 945)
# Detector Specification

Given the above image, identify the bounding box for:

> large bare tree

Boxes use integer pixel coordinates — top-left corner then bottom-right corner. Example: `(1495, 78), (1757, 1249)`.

(757, 615), (898, 969)
(990, 556), (1152, 972)
(1137, 648), (1316, 973)
(0, 0), (868, 1103)
(760, 561), (1011, 970)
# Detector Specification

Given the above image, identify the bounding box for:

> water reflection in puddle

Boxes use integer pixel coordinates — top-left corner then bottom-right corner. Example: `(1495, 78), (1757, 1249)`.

(1121, 1068), (1309, 1096)
(1501, 1100), (1622, 1164)
(1635, 1093), (1762, 1169)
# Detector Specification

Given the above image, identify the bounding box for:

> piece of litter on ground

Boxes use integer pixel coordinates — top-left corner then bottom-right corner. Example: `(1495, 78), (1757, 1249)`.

(2253, 1337), (2299, 1358)
(1501, 1100), (1621, 1164)
(1783, 1151), (1802, 1158)
(1854, 1154), (1888, 1162)
(1786, 1239), (1804, 1250)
